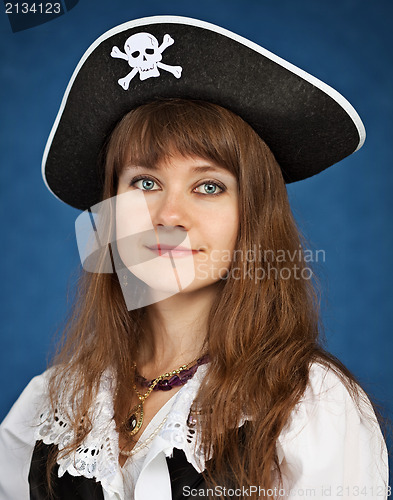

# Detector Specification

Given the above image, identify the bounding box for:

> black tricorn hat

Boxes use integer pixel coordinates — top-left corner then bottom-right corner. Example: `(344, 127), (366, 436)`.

(42, 15), (365, 210)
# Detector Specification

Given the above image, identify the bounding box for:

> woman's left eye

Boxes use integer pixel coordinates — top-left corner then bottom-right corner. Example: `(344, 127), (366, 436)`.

(194, 182), (225, 195)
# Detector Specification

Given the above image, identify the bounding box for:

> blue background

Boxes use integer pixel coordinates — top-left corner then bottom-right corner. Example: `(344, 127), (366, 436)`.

(1, 0), (392, 485)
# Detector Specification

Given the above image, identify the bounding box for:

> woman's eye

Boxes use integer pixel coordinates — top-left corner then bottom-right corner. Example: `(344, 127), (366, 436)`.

(129, 177), (225, 195)
(194, 182), (224, 195)
(132, 177), (158, 191)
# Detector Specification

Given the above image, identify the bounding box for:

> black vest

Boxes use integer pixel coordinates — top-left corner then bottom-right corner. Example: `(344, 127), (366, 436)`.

(29, 441), (220, 500)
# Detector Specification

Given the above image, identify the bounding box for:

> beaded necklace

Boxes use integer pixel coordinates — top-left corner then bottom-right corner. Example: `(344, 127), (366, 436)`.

(135, 355), (209, 391)
(121, 355), (208, 437)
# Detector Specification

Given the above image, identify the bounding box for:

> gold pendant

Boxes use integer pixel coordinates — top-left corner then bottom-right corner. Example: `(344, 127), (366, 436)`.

(123, 402), (144, 436)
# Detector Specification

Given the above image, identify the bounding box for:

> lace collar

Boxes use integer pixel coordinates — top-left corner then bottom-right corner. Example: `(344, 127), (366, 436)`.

(34, 365), (208, 492)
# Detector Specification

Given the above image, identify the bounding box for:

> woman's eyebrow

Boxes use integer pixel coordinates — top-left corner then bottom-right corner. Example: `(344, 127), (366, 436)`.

(189, 165), (227, 173)
(122, 164), (229, 174)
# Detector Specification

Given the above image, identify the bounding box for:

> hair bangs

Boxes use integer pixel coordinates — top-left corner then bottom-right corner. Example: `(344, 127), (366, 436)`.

(110, 99), (244, 179)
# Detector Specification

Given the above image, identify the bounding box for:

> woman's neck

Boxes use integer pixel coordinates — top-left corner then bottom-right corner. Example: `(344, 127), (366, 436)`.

(137, 284), (218, 377)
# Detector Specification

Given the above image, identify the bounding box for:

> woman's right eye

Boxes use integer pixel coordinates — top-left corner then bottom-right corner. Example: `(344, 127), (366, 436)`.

(130, 177), (159, 191)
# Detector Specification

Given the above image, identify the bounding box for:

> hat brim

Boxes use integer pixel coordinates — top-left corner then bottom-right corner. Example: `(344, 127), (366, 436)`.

(42, 15), (365, 210)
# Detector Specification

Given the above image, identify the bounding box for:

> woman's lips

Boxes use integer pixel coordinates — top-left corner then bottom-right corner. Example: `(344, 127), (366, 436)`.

(146, 244), (199, 258)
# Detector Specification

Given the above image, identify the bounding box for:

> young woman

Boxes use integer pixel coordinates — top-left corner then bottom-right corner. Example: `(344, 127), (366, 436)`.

(0, 16), (388, 500)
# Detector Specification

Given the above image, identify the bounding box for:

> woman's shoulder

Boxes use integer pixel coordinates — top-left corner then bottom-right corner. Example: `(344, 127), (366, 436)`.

(0, 368), (55, 500)
(4, 368), (53, 422)
(282, 361), (382, 438)
(302, 361), (377, 418)
(303, 361), (363, 407)
(276, 361), (388, 496)
(1, 368), (53, 429)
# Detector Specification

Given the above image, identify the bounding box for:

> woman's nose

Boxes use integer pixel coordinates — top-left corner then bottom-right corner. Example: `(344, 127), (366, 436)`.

(151, 191), (189, 229)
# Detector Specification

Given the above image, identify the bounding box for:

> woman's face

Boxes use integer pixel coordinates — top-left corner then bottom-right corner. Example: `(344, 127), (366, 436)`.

(116, 153), (239, 297)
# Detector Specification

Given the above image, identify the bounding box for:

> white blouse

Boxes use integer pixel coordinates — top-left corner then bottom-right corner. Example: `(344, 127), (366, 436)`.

(0, 363), (389, 500)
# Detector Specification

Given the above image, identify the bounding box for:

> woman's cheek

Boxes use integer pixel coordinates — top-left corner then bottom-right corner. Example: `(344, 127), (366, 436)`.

(198, 251), (208, 262)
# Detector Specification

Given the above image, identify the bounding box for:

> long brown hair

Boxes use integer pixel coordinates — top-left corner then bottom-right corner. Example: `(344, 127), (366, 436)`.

(48, 99), (366, 497)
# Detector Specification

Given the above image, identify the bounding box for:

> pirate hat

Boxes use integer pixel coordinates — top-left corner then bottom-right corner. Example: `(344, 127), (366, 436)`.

(42, 15), (365, 210)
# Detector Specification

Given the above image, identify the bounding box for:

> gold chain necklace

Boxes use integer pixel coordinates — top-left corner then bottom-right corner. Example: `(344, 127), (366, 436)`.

(119, 415), (169, 457)
(121, 360), (197, 437)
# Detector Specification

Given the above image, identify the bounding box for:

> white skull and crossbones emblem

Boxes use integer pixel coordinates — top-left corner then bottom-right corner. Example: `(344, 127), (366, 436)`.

(111, 32), (182, 90)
